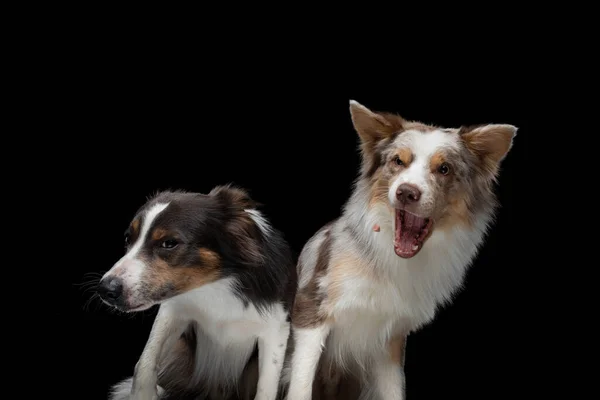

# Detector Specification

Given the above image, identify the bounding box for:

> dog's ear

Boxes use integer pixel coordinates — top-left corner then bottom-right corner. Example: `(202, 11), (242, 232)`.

(349, 100), (404, 145)
(209, 184), (259, 209)
(460, 123), (517, 175)
(349, 100), (405, 177)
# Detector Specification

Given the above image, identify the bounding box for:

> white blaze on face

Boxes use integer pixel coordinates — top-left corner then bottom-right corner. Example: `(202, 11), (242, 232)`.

(388, 129), (459, 214)
(102, 202), (170, 290)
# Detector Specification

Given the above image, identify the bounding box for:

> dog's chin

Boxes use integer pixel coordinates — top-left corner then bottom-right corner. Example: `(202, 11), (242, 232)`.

(393, 209), (434, 259)
(101, 297), (155, 313)
(124, 302), (154, 313)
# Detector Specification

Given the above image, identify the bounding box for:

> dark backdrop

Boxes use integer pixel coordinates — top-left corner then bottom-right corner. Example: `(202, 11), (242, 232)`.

(41, 52), (537, 400)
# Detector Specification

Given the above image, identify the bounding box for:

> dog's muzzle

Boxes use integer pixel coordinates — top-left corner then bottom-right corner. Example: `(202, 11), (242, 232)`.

(97, 276), (125, 307)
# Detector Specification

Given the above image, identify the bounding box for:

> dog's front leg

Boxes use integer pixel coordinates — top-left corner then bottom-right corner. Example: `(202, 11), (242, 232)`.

(369, 335), (407, 400)
(254, 319), (291, 400)
(131, 307), (186, 400)
(286, 324), (331, 400)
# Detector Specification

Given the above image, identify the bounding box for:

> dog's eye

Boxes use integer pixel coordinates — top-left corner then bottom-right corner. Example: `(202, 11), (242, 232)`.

(161, 240), (178, 249)
(438, 163), (451, 175)
(393, 155), (404, 166)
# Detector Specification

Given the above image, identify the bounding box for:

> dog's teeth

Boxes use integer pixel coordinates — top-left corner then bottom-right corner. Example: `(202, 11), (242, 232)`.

(412, 244), (419, 251)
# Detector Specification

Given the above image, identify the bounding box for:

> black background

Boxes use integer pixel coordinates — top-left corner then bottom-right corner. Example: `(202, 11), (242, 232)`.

(34, 29), (544, 400)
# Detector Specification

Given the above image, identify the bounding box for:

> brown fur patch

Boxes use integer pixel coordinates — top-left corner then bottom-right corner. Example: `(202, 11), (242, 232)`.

(227, 213), (264, 265)
(209, 185), (264, 265)
(349, 103), (406, 178)
(209, 184), (259, 209)
(198, 247), (221, 269)
(429, 150), (446, 173)
(143, 256), (221, 301)
(460, 124), (516, 176)
(131, 219), (140, 236)
(437, 196), (473, 230)
(402, 120), (438, 132)
(350, 103), (405, 144)
(327, 249), (376, 307)
(369, 171), (391, 208)
(397, 147), (413, 166)
(292, 227), (333, 328)
(151, 228), (168, 241)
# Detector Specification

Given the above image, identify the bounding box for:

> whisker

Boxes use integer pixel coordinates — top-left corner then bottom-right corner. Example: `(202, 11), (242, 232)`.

(81, 271), (104, 279)
(82, 293), (100, 312)
(75, 272), (106, 299)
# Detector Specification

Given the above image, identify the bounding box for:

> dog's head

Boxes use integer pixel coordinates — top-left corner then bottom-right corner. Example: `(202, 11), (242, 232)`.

(349, 100), (516, 259)
(97, 185), (265, 312)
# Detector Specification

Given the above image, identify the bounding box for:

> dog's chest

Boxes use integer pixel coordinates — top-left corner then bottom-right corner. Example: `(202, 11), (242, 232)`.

(324, 260), (448, 366)
(330, 265), (438, 330)
(169, 279), (272, 347)
(342, 228), (480, 324)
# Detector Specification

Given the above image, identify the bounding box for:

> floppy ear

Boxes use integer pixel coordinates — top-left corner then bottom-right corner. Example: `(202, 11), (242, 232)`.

(460, 124), (517, 175)
(349, 100), (404, 145)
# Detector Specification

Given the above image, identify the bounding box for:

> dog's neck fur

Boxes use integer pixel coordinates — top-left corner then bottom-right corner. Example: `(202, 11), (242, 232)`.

(340, 178), (495, 324)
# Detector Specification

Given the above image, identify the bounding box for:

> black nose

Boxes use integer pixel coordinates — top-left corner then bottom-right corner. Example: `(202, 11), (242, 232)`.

(97, 276), (124, 304)
(396, 183), (421, 204)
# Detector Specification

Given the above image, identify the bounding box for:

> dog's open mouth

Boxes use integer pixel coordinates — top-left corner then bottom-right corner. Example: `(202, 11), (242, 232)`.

(394, 210), (433, 258)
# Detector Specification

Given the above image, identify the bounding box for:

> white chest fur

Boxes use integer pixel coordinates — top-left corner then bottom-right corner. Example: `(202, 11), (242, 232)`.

(161, 279), (285, 387)
(324, 212), (488, 369)
(165, 279), (271, 343)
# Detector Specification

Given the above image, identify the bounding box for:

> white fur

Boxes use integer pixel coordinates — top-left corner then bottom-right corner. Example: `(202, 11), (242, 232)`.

(246, 209), (273, 235)
(109, 206), (291, 400)
(388, 129), (460, 215)
(102, 202), (169, 310)
(286, 326), (331, 400)
(327, 174), (491, 375)
(110, 378), (164, 400)
(116, 278), (290, 400)
(288, 194), (490, 399)
(296, 232), (328, 289)
(287, 121), (497, 399)
(127, 202), (170, 259)
(255, 317), (291, 400)
(371, 359), (404, 400)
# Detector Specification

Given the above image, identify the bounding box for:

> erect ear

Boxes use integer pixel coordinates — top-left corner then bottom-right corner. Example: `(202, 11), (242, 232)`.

(349, 100), (404, 145)
(460, 124), (517, 174)
(349, 100), (405, 178)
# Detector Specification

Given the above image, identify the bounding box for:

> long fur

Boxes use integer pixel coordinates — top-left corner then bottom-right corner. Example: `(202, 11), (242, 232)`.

(98, 185), (297, 400)
(283, 101), (517, 400)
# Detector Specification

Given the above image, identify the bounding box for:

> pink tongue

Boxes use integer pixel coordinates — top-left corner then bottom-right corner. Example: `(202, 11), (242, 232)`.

(394, 210), (426, 255)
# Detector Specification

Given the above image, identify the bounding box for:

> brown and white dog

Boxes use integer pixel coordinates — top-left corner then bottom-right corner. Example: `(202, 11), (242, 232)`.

(97, 185), (296, 400)
(283, 101), (517, 400)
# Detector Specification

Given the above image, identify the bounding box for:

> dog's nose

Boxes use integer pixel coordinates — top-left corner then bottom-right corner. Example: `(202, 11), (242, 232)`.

(396, 184), (421, 204)
(97, 276), (124, 304)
